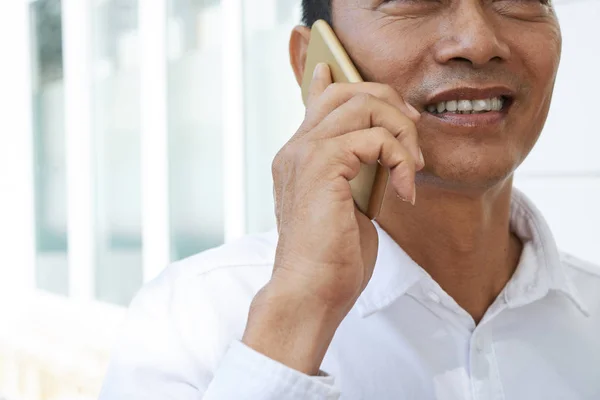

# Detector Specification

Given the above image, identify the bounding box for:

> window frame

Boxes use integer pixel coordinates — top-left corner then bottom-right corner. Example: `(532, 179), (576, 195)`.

(2, 0), (248, 312)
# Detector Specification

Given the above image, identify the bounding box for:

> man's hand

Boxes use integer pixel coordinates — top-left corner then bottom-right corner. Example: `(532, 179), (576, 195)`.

(242, 63), (423, 375)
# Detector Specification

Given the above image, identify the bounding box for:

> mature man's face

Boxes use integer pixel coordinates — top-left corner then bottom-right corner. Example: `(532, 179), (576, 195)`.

(332, 0), (561, 190)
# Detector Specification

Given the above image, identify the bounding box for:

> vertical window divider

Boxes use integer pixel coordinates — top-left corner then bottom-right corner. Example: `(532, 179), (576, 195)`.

(139, 0), (171, 283)
(0, 0), (36, 295)
(62, 0), (95, 301)
(222, 0), (247, 242)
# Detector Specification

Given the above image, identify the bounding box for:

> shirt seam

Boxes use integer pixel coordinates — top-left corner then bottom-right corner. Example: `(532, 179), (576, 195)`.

(168, 261), (275, 284)
(560, 254), (600, 279)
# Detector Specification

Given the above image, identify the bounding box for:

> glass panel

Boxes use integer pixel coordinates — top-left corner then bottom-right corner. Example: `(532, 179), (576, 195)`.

(30, 0), (69, 296)
(167, 0), (224, 261)
(243, 0), (305, 234)
(92, 0), (142, 306)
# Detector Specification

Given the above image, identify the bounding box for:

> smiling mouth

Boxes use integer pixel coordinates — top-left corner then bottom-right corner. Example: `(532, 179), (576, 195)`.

(425, 96), (511, 115)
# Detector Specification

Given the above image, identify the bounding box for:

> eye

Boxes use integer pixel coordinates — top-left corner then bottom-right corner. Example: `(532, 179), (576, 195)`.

(381, 0), (441, 3)
(492, 0), (553, 19)
(494, 0), (551, 6)
(379, 0), (442, 11)
(500, 0), (551, 4)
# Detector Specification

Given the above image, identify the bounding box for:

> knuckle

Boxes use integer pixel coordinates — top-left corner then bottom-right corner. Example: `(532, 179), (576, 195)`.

(394, 119), (417, 139)
(368, 127), (393, 147)
(272, 147), (288, 177)
(273, 141), (300, 173)
(343, 152), (362, 177)
(294, 140), (319, 165)
(377, 83), (398, 98)
(349, 92), (375, 110)
(371, 126), (390, 140)
(273, 140), (324, 184)
(333, 144), (360, 178)
(355, 92), (374, 104)
(391, 156), (415, 175)
(323, 82), (345, 97)
(367, 82), (400, 103)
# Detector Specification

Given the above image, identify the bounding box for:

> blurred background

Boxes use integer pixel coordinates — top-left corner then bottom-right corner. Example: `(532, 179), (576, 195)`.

(0, 0), (598, 398)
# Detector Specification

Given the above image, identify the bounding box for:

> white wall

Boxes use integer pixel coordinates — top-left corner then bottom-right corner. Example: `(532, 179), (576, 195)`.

(515, 0), (600, 264)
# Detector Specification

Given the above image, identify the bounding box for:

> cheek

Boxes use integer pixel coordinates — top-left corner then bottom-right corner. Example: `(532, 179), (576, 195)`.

(505, 22), (561, 146)
(510, 21), (562, 99)
(336, 19), (431, 89)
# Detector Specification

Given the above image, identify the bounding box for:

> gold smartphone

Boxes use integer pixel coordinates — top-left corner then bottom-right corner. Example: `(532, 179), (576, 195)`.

(301, 19), (389, 220)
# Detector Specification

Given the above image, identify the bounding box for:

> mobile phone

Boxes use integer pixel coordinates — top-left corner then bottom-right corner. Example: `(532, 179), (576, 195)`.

(301, 20), (389, 220)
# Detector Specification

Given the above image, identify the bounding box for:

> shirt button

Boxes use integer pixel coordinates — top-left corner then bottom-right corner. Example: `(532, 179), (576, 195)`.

(427, 291), (441, 303)
(475, 337), (485, 353)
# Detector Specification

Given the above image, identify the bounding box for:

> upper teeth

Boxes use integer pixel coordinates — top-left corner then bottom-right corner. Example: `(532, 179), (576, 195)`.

(427, 97), (505, 114)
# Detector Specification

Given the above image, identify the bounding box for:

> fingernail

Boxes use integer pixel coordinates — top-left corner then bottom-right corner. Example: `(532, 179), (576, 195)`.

(396, 189), (416, 205)
(406, 102), (420, 119)
(419, 148), (425, 167)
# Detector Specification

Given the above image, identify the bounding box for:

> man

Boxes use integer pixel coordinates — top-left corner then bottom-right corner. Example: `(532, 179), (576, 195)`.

(100, 0), (600, 398)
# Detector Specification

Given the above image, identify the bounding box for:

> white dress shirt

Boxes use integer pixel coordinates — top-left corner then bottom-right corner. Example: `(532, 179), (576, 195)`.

(99, 189), (600, 399)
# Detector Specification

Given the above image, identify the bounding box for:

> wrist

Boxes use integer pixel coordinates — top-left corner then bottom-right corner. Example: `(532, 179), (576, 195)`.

(242, 283), (345, 375)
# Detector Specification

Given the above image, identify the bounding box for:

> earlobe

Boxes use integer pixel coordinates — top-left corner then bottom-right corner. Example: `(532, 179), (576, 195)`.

(289, 26), (311, 86)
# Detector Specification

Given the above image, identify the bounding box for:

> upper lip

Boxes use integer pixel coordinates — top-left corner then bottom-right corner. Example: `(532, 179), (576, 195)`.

(424, 86), (516, 107)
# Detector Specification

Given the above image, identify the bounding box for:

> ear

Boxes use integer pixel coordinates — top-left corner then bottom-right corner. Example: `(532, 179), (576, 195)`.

(289, 25), (311, 86)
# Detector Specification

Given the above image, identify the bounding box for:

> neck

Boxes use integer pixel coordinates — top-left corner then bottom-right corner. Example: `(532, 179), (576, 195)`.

(376, 177), (523, 323)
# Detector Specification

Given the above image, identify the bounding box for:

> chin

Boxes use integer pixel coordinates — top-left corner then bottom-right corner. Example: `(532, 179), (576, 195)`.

(416, 151), (520, 193)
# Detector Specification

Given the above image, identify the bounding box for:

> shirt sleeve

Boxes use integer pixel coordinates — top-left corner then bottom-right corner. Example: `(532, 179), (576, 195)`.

(204, 340), (340, 400)
(98, 269), (340, 400)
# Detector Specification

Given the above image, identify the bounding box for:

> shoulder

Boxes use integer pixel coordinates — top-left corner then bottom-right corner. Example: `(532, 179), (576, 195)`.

(168, 229), (278, 317)
(167, 229), (278, 288)
(561, 252), (600, 281)
(133, 229), (278, 307)
(560, 252), (600, 315)
(127, 230), (278, 372)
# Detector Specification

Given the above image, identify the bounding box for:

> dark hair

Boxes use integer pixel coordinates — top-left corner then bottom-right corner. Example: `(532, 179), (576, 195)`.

(302, 0), (332, 26)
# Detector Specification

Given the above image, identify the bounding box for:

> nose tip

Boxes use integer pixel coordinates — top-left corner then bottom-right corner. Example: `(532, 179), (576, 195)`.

(434, 10), (511, 67)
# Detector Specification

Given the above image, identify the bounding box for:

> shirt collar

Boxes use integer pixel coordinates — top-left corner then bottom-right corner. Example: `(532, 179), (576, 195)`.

(505, 188), (590, 316)
(355, 188), (590, 318)
(355, 222), (428, 318)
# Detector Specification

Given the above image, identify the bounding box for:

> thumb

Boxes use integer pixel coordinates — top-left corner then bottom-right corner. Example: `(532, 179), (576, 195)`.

(306, 63), (332, 108)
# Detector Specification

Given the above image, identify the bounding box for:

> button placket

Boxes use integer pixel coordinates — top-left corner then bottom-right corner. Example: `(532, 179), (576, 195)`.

(475, 336), (485, 353)
(469, 326), (504, 400)
(526, 283), (536, 292)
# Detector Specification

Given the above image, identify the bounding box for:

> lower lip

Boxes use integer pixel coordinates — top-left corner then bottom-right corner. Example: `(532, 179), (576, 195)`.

(422, 106), (510, 128)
